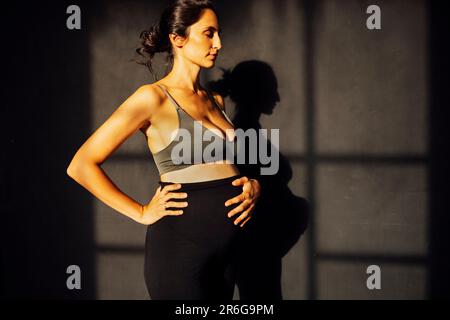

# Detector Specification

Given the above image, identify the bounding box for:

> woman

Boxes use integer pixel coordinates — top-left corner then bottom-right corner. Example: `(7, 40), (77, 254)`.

(66, 0), (261, 300)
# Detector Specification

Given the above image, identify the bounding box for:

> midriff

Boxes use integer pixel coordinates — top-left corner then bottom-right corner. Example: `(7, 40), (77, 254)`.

(159, 162), (240, 183)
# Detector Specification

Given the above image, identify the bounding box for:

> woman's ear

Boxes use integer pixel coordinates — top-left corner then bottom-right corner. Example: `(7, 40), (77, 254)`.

(169, 33), (187, 48)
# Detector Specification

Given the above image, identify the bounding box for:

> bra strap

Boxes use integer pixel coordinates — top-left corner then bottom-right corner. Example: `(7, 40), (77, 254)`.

(206, 89), (235, 128)
(156, 84), (180, 110)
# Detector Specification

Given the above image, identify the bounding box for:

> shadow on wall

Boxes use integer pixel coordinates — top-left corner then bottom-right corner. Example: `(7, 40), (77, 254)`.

(208, 60), (310, 300)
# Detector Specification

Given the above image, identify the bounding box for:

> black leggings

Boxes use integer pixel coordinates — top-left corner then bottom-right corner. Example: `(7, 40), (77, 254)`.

(144, 174), (244, 300)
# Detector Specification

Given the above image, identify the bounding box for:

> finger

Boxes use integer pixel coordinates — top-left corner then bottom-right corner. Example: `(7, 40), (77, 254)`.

(242, 181), (254, 197)
(234, 203), (255, 225)
(233, 211), (248, 226)
(240, 216), (252, 228)
(163, 192), (188, 201)
(227, 199), (251, 218)
(155, 186), (162, 195)
(224, 193), (246, 207)
(161, 183), (182, 195)
(164, 209), (184, 216)
(165, 201), (189, 209)
(243, 191), (252, 200)
(231, 176), (249, 186)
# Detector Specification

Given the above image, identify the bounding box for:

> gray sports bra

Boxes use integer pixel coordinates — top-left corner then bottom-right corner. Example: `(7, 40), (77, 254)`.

(149, 84), (236, 175)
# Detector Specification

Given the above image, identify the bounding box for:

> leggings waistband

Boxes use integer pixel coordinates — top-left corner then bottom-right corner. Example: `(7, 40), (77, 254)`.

(159, 174), (244, 191)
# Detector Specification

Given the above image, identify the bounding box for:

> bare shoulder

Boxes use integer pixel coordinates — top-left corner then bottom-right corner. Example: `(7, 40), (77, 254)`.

(134, 83), (165, 109)
(210, 91), (226, 111)
(121, 83), (166, 120)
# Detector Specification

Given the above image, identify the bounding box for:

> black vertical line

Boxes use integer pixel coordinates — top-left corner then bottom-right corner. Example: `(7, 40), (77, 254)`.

(428, 0), (450, 299)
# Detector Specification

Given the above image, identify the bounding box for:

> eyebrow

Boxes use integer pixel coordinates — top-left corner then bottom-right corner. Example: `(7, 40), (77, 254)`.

(203, 26), (222, 33)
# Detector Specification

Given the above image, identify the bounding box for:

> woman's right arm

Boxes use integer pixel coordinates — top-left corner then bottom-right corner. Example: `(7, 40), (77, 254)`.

(66, 85), (161, 224)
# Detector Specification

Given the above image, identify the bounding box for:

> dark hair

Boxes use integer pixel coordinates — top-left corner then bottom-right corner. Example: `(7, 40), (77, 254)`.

(134, 0), (218, 79)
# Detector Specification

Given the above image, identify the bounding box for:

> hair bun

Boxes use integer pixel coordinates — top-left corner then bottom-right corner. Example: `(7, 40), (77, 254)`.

(139, 24), (164, 55)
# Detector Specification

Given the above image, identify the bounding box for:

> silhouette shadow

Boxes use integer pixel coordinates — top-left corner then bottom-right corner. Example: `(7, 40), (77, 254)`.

(208, 60), (310, 300)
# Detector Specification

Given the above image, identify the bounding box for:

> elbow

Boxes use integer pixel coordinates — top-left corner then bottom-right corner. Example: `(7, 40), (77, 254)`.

(67, 156), (100, 181)
(66, 160), (79, 179)
(66, 157), (87, 180)
(66, 164), (76, 179)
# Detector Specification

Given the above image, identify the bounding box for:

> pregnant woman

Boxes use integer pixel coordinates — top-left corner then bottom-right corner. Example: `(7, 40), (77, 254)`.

(66, 0), (261, 300)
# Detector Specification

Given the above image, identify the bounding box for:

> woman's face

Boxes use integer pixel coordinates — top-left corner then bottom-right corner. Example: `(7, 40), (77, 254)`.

(177, 8), (222, 68)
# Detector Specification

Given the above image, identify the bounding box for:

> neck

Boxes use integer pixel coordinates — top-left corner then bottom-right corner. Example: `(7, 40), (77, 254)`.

(164, 55), (203, 93)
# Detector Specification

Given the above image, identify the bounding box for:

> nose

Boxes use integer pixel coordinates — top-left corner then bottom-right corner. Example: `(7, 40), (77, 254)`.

(214, 34), (222, 51)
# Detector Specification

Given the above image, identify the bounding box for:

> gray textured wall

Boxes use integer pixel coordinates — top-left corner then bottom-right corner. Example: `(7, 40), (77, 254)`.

(88, 0), (427, 299)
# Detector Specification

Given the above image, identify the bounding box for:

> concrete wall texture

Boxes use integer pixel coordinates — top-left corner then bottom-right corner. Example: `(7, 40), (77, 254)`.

(87, 0), (427, 299)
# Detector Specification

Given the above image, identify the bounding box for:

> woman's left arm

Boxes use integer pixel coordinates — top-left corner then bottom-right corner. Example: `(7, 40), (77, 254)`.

(225, 176), (262, 228)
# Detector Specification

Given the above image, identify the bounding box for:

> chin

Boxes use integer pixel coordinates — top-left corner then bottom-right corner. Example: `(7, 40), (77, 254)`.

(203, 61), (216, 68)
